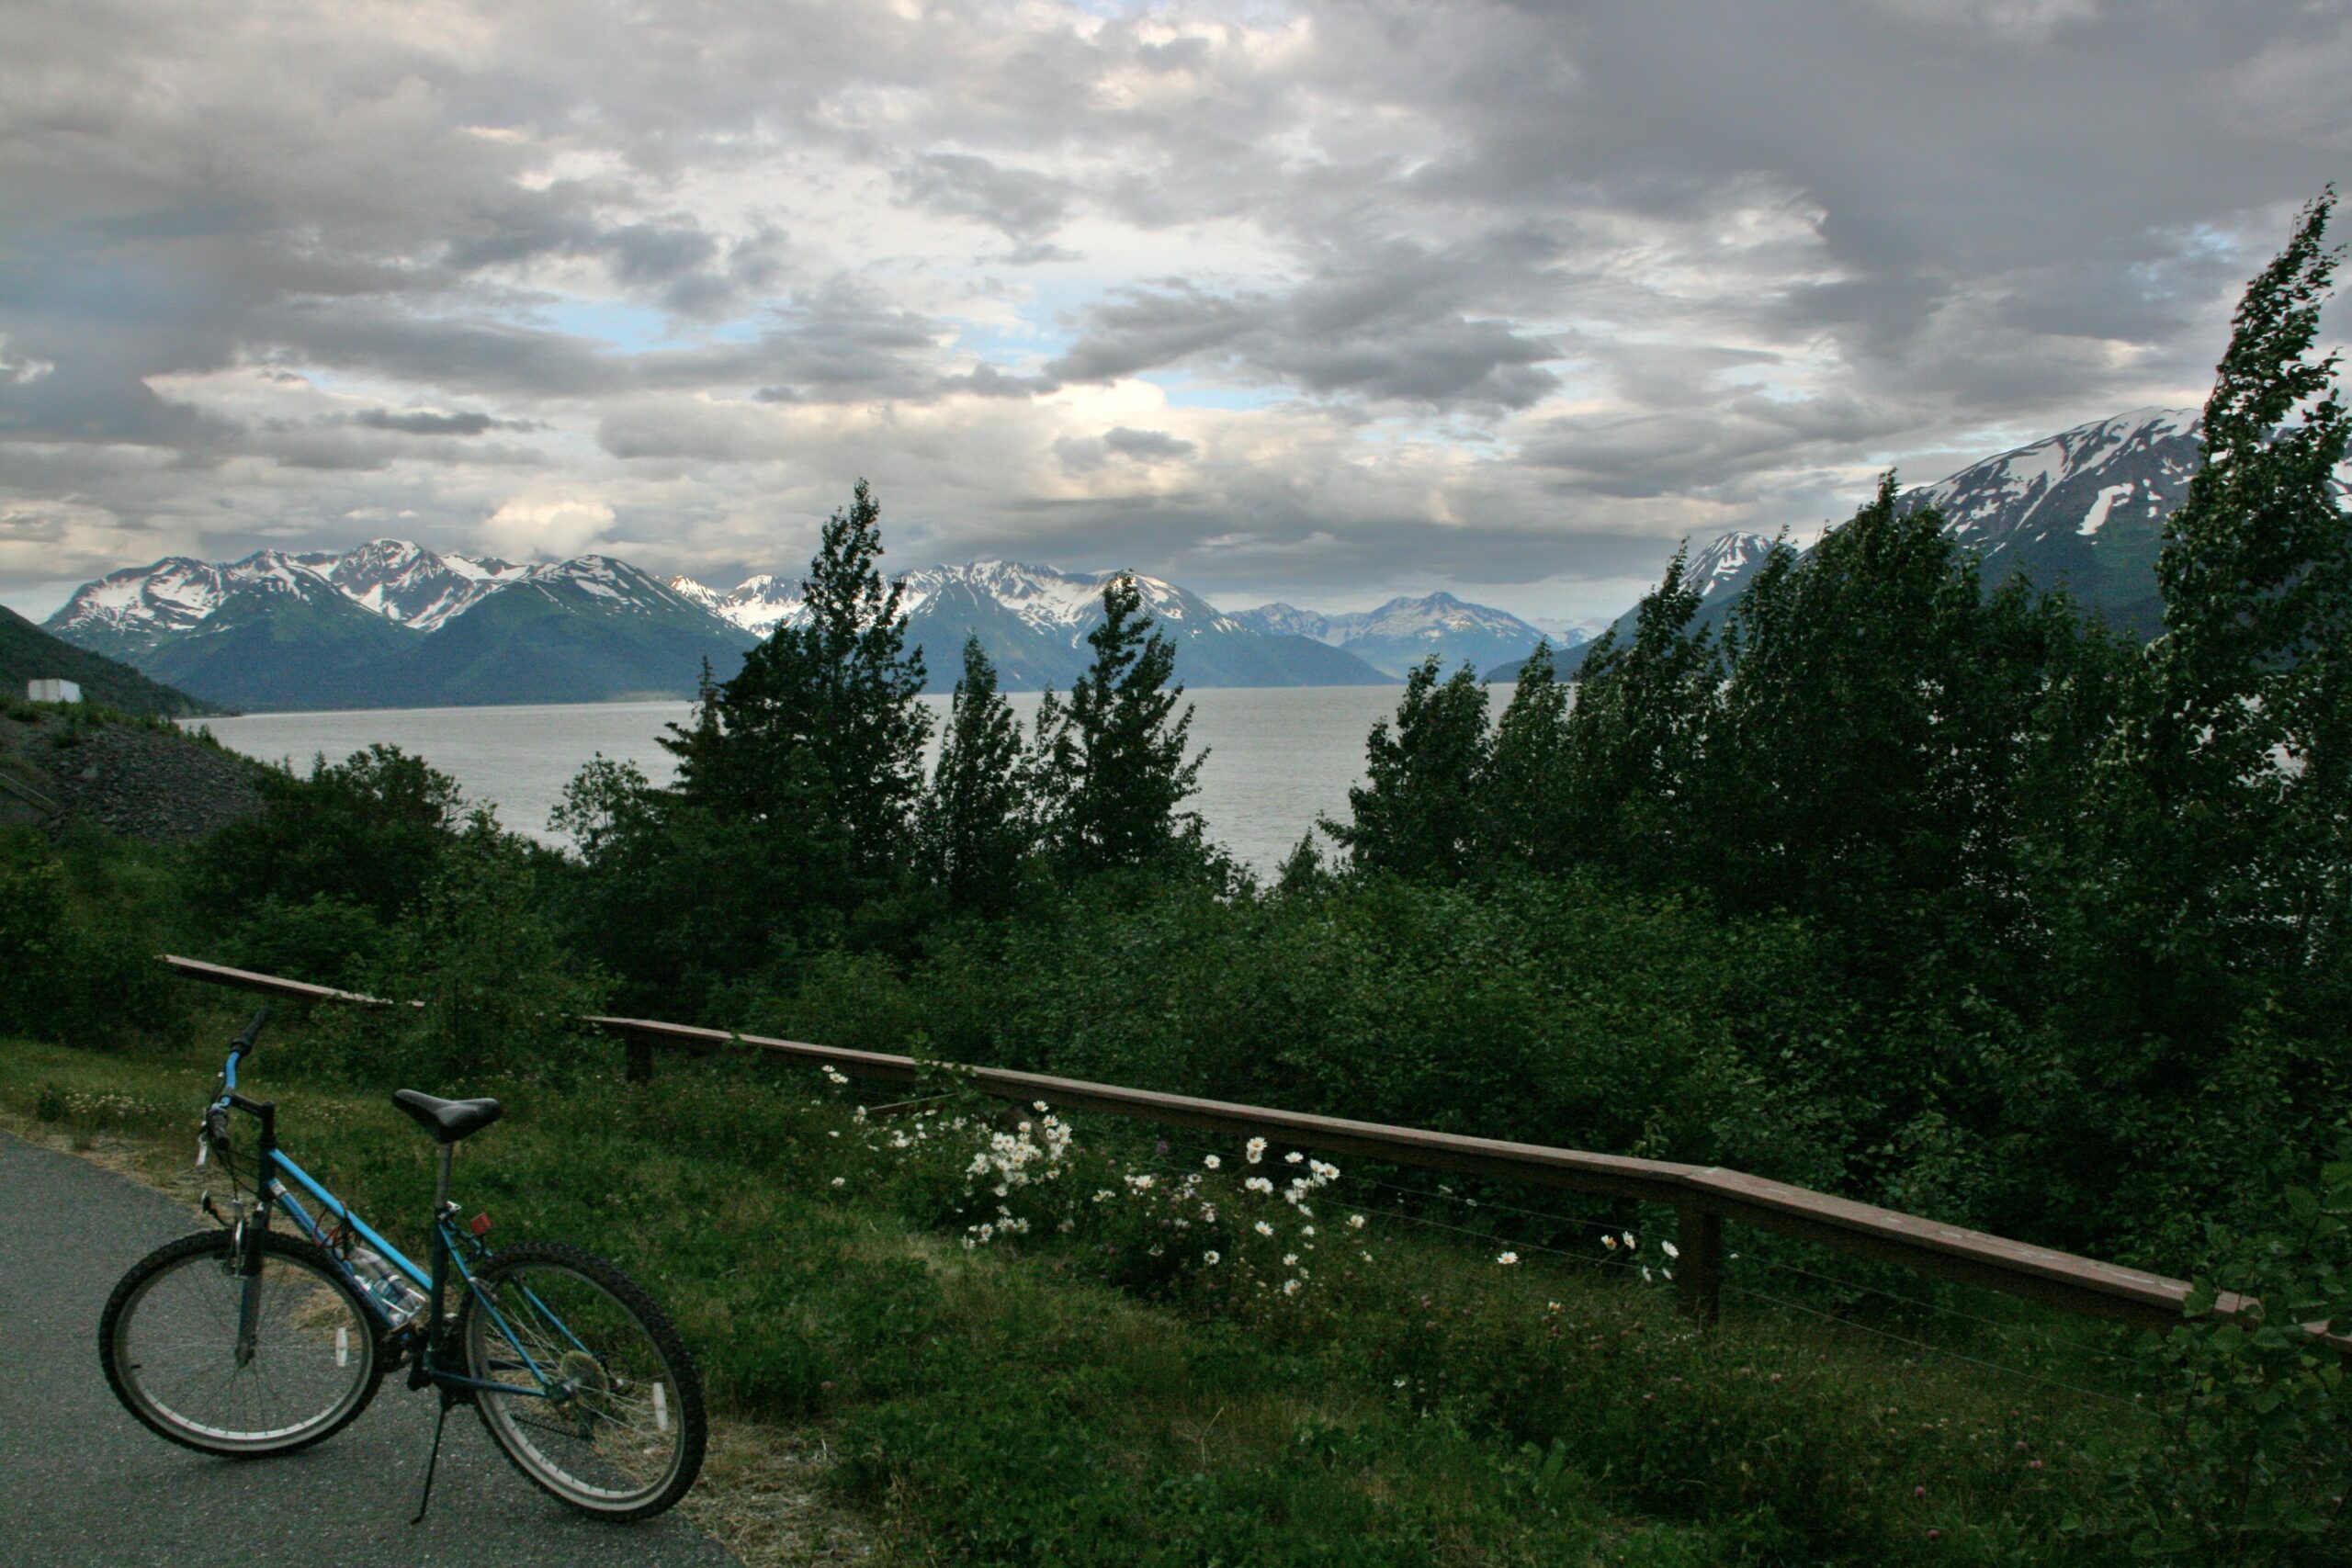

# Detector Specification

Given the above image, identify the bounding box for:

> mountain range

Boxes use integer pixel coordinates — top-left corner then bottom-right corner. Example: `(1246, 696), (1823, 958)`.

(44, 549), (1408, 711)
(670, 562), (1540, 689)
(1491, 405), (2230, 680)
(48, 547), (758, 711)
(44, 403), (2296, 713)
(1225, 594), (1564, 678)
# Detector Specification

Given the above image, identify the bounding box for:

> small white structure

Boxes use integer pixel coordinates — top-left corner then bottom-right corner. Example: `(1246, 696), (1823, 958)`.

(27, 679), (82, 704)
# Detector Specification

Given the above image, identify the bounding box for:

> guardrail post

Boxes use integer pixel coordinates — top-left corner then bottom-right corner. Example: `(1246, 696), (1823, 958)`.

(1674, 1201), (1723, 1327)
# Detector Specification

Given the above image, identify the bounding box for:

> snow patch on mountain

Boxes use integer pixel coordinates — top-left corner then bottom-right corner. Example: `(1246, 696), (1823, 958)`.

(1685, 533), (1777, 599)
(1903, 407), (2205, 547)
(672, 561), (1248, 645)
(46, 539), (537, 647)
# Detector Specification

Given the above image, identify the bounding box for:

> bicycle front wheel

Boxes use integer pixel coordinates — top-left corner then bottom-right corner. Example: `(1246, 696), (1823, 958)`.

(99, 1228), (383, 1457)
(459, 1240), (707, 1519)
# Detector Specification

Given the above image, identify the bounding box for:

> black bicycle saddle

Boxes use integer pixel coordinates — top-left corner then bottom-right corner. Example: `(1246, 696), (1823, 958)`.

(391, 1089), (504, 1145)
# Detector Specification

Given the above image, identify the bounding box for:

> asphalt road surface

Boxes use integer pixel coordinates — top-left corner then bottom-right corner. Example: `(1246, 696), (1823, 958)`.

(0, 1131), (740, 1567)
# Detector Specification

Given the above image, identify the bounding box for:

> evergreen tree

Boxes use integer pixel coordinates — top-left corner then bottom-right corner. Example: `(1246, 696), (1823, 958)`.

(1324, 657), (1492, 882)
(1479, 640), (1573, 872)
(662, 479), (930, 884)
(1047, 573), (1207, 872)
(917, 636), (1033, 912)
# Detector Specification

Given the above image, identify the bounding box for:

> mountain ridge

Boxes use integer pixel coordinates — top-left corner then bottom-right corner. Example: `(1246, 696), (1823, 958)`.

(1484, 405), (2306, 680)
(48, 403), (2291, 709)
(669, 559), (1396, 692)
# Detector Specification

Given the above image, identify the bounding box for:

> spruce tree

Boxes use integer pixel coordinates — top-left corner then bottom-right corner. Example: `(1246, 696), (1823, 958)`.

(662, 479), (930, 883)
(918, 636), (1033, 911)
(1053, 573), (1207, 872)
(1323, 657), (1492, 881)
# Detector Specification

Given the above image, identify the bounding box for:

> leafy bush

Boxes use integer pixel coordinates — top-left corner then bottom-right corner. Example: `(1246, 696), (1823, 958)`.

(316, 812), (608, 1089)
(2089, 1132), (2352, 1563)
(0, 827), (185, 1045)
(191, 743), (463, 932)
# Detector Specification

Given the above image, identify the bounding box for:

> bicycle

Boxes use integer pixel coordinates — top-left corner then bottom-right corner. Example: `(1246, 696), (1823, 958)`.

(96, 1005), (707, 1522)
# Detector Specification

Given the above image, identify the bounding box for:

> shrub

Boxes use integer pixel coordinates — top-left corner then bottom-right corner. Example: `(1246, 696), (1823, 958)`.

(318, 812), (608, 1090)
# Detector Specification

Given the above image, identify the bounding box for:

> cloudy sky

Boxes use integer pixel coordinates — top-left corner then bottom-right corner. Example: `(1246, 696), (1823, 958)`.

(2, 0), (2346, 625)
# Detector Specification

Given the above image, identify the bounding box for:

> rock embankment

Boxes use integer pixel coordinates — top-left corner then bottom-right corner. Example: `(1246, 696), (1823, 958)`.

(0, 709), (266, 841)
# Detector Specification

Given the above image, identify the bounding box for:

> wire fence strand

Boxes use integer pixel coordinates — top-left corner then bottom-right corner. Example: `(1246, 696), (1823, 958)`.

(1722, 1281), (2156, 1416)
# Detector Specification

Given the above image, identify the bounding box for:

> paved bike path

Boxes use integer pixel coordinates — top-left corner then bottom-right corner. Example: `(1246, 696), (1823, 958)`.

(0, 1132), (741, 1567)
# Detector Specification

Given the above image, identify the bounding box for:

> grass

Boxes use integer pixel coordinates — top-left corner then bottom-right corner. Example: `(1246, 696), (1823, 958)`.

(0, 1012), (2169, 1566)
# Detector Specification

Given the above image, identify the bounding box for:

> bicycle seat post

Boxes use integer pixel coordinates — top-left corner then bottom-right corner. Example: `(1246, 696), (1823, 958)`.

(433, 1143), (455, 1214)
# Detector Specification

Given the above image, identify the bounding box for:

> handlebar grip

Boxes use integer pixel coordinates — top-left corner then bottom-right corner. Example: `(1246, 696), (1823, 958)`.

(231, 1005), (271, 1055)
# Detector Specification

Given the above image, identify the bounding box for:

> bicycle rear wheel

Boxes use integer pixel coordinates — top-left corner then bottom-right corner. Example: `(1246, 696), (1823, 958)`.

(459, 1240), (707, 1519)
(99, 1228), (383, 1457)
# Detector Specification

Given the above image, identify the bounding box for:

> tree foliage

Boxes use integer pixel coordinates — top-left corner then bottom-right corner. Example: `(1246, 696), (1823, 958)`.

(1038, 573), (1206, 874)
(664, 478), (930, 886)
(1323, 658), (1492, 882)
(918, 637), (1033, 912)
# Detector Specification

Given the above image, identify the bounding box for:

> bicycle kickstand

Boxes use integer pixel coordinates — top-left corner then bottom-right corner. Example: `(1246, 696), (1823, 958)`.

(410, 1388), (458, 1526)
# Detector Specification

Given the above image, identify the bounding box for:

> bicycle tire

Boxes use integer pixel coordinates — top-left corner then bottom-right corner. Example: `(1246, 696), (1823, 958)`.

(458, 1240), (707, 1520)
(99, 1228), (385, 1458)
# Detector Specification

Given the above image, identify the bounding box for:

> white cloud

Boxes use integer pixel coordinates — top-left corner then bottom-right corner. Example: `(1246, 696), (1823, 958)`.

(479, 492), (616, 560)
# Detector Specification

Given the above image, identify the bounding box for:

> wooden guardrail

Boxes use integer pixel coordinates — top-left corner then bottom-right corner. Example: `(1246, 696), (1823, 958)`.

(162, 952), (2248, 1340)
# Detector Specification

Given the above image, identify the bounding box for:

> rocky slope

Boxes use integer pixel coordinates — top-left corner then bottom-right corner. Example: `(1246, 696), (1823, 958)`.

(0, 708), (265, 841)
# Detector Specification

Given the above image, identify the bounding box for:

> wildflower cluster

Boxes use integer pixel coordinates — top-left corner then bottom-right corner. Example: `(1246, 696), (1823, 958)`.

(952, 1102), (1078, 1247)
(822, 1082), (1373, 1310)
(33, 1086), (157, 1134)
(1598, 1229), (1678, 1284)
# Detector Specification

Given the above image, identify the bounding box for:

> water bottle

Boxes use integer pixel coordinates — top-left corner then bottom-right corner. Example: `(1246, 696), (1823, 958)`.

(345, 1243), (427, 1328)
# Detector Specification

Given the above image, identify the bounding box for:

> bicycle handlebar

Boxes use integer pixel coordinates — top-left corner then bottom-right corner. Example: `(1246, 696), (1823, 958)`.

(221, 1005), (270, 1090)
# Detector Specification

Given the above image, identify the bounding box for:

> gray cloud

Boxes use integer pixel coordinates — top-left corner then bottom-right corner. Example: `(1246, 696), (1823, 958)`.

(354, 408), (519, 436)
(0, 0), (2343, 626)
(896, 152), (1073, 242)
(1049, 243), (1565, 412)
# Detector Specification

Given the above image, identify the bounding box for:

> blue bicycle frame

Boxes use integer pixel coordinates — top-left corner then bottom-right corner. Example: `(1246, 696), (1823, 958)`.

(210, 1040), (571, 1404)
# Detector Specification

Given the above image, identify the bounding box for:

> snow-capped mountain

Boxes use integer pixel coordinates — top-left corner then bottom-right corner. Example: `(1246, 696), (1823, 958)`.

(1684, 532), (1778, 604)
(378, 555), (758, 708)
(670, 572), (804, 637)
(1228, 592), (1549, 677)
(1894, 406), (2207, 637)
(315, 539), (526, 632)
(1903, 407), (2200, 547)
(1502, 407), (2234, 682)
(48, 556), (241, 657)
(49, 539), (526, 655)
(669, 560), (1389, 692)
(48, 543), (753, 711)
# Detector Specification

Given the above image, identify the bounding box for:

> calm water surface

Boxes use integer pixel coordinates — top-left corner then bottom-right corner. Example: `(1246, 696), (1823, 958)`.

(187, 686), (1515, 875)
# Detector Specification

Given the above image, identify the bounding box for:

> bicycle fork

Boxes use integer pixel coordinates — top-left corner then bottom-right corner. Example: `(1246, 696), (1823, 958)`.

(232, 1216), (265, 1368)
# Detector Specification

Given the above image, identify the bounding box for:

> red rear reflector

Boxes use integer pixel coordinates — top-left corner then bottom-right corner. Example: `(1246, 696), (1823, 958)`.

(469, 1213), (493, 1236)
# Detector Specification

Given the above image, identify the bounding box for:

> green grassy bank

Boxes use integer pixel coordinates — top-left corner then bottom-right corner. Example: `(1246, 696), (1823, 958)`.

(4, 1014), (2164, 1567)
